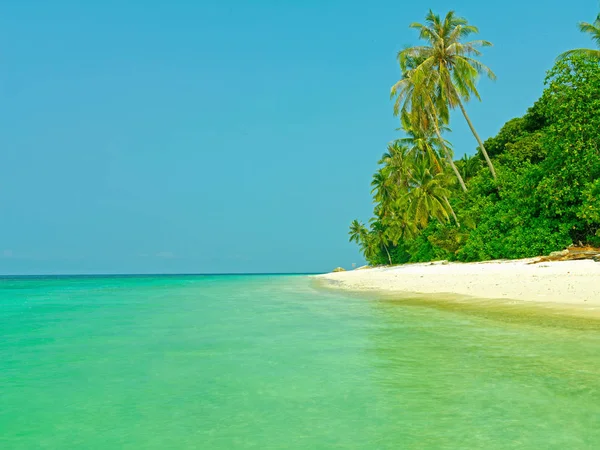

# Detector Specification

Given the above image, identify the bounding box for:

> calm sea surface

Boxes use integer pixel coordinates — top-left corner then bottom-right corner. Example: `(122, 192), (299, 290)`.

(1, 275), (599, 449)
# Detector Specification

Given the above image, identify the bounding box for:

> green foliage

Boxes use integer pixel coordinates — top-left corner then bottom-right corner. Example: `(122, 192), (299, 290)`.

(534, 55), (600, 244)
(389, 244), (411, 264)
(406, 226), (450, 262)
(455, 55), (600, 260)
(351, 52), (600, 265)
(481, 107), (547, 166)
(580, 179), (600, 227)
(483, 118), (528, 158)
(427, 222), (468, 256)
(457, 165), (574, 261)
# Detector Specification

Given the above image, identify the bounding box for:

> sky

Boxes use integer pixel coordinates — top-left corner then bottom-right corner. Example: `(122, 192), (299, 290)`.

(0, 0), (597, 274)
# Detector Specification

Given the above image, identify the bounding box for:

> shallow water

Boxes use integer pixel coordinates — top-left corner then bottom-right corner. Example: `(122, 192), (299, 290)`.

(1, 275), (599, 449)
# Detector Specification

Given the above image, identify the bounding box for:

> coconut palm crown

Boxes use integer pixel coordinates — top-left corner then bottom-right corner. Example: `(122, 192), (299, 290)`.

(558, 14), (600, 60)
(396, 10), (498, 180)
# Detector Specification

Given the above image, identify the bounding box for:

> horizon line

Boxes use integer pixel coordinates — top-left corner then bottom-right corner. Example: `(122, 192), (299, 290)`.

(0, 272), (322, 278)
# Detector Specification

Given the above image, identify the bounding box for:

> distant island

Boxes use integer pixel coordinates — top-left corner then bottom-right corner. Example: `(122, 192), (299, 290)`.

(348, 10), (600, 266)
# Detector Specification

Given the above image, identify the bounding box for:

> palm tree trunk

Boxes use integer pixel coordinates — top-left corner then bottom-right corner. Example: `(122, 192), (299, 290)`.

(456, 98), (497, 181)
(382, 242), (392, 265)
(445, 152), (468, 193)
(443, 196), (460, 228)
(431, 121), (468, 192)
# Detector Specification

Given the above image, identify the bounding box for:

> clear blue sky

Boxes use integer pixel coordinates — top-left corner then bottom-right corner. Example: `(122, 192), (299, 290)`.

(0, 0), (596, 274)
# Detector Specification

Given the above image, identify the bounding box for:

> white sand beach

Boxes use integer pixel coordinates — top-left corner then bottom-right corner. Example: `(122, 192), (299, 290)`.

(317, 259), (600, 307)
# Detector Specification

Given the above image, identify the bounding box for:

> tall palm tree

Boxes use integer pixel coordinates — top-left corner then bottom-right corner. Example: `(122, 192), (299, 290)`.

(398, 10), (497, 181)
(391, 55), (468, 191)
(558, 14), (600, 60)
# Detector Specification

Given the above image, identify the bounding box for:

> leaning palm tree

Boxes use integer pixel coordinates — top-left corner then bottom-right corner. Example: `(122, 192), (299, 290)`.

(398, 10), (497, 181)
(391, 55), (468, 191)
(558, 14), (600, 60)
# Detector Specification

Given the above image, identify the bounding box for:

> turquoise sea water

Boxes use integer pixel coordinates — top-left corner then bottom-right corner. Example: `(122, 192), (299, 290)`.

(1, 275), (600, 449)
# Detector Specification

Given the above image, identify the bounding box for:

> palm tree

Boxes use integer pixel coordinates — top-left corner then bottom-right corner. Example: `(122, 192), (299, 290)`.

(391, 55), (468, 191)
(378, 141), (414, 190)
(558, 14), (600, 60)
(349, 219), (372, 262)
(398, 10), (497, 181)
(369, 219), (393, 265)
(371, 169), (396, 221)
(349, 220), (392, 265)
(349, 219), (369, 246)
(398, 158), (459, 232)
(396, 114), (444, 172)
(457, 153), (482, 180)
(371, 170), (391, 203)
(362, 234), (382, 265)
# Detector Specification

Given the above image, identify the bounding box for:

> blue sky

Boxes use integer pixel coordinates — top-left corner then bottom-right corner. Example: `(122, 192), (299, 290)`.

(0, 0), (596, 274)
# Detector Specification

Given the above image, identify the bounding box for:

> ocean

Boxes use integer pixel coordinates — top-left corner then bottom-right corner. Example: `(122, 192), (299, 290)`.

(1, 274), (599, 448)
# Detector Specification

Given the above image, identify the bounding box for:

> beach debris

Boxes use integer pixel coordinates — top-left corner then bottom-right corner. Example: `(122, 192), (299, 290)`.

(332, 267), (346, 272)
(533, 246), (600, 263)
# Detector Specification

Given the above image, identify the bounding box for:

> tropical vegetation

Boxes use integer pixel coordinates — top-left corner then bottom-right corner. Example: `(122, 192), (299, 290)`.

(349, 10), (600, 266)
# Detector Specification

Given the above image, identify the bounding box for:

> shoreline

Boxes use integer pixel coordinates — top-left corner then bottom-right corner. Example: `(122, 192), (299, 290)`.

(315, 259), (600, 313)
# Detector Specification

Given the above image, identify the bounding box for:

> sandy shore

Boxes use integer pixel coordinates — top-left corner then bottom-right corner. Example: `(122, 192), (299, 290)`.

(316, 259), (600, 308)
